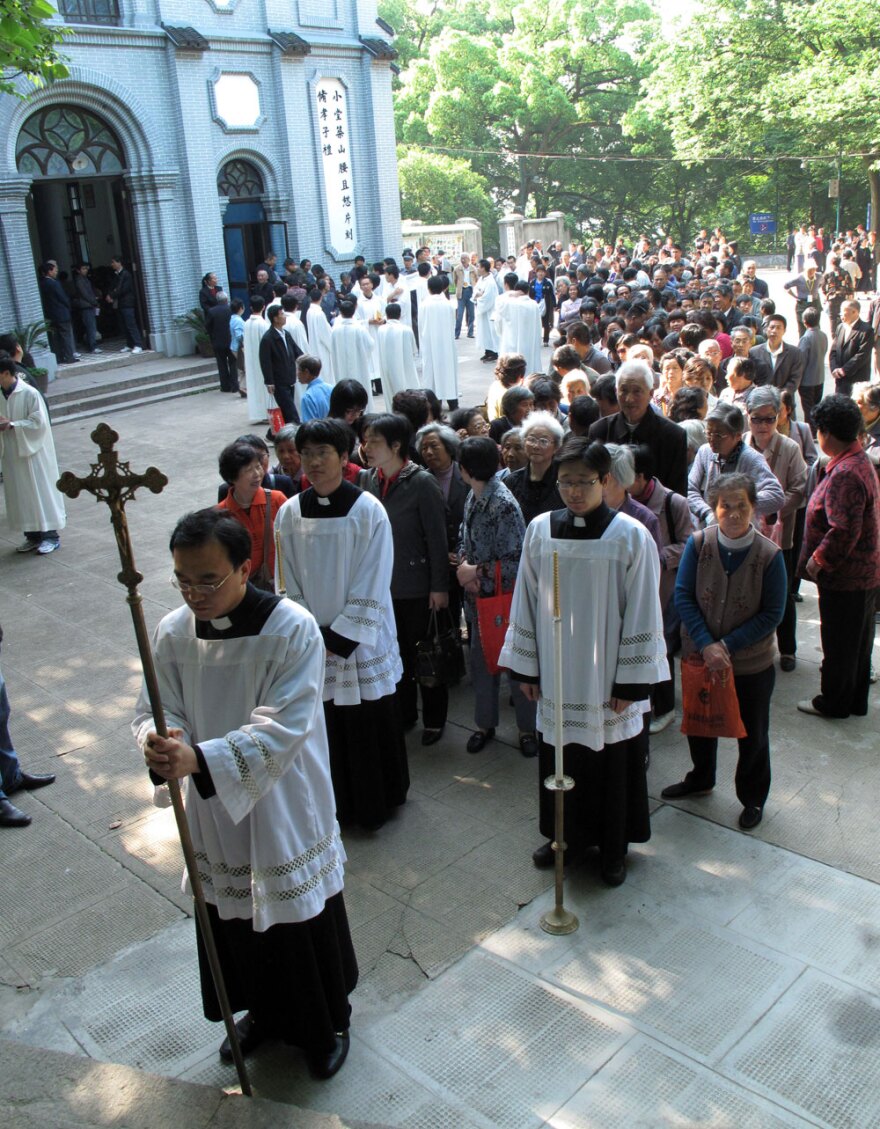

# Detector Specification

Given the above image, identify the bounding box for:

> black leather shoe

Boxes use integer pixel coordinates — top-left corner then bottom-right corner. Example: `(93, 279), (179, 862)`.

(739, 806), (763, 830)
(466, 728), (494, 753)
(308, 1031), (350, 1079)
(779, 655), (796, 672)
(421, 727), (444, 747)
(219, 1012), (265, 1062)
(532, 841), (555, 868)
(11, 772), (56, 793)
(518, 732), (538, 758)
(0, 798), (31, 827)
(600, 856), (627, 887)
(661, 780), (713, 800)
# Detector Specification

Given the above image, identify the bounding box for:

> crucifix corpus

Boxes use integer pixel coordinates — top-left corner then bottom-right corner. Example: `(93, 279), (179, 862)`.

(57, 422), (252, 1096)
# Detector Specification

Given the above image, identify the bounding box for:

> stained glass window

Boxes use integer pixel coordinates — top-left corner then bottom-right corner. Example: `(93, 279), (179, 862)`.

(16, 106), (125, 177)
(217, 160), (264, 199)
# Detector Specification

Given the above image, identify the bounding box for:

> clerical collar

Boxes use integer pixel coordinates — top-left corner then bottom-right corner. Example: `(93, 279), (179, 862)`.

(718, 525), (756, 551)
(198, 582), (282, 640)
(317, 494), (331, 506)
(567, 501), (612, 532)
(573, 516), (586, 527)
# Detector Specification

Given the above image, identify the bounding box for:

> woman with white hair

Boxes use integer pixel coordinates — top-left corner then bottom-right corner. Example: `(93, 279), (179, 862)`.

(505, 410), (565, 525)
(680, 418), (707, 466)
(588, 360), (689, 495)
(745, 385), (807, 671)
(602, 443), (663, 555)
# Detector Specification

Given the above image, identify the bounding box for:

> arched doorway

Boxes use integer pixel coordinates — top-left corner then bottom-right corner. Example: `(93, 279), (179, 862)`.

(16, 104), (148, 338)
(219, 158), (288, 305)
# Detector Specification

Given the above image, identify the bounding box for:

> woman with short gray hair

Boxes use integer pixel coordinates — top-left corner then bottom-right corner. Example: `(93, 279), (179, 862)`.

(745, 384), (807, 671)
(506, 410), (565, 526)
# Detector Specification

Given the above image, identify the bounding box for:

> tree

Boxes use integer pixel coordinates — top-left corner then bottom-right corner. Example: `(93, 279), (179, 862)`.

(397, 147), (499, 240)
(638, 0), (880, 234)
(0, 0), (70, 98)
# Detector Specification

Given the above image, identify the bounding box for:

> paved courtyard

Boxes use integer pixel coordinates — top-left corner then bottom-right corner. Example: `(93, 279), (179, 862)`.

(1, 272), (879, 1127)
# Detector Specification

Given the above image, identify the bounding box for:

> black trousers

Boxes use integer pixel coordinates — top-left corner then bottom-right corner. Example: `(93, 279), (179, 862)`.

(777, 547), (797, 656)
(273, 381), (300, 424)
(215, 347), (238, 392)
(683, 665), (775, 809)
(392, 597), (449, 730)
(798, 384), (823, 433)
(815, 586), (876, 717)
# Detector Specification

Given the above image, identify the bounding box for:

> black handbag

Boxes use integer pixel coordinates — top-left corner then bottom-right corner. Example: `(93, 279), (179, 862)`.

(415, 608), (465, 688)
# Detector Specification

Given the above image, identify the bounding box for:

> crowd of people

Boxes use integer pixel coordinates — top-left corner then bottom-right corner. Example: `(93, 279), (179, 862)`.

(5, 225), (879, 1081)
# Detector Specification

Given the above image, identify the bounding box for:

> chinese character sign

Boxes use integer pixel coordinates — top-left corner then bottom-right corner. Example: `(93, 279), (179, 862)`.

(316, 78), (357, 255)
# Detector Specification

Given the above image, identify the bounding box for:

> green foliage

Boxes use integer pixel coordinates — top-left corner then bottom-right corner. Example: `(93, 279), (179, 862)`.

(0, 0), (71, 98)
(10, 318), (50, 354)
(398, 147), (499, 237)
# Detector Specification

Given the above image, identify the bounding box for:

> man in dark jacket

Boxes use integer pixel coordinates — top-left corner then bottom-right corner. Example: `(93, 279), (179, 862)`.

(72, 262), (101, 353)
(106, 256), (143, 352)
(39, 261), (78, 364)
(205, 293), (238, 393)
(829, 300), (875, 397)
(258, 304), (301, 424)
(749, 314), (804, 397)
(588, 360), (688, 496)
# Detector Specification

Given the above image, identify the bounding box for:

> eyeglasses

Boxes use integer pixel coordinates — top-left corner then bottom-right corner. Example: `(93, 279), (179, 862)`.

(524, 436), (554, 449)
(170, 568), (235, 596)
(558, 478), (600, 491)
(749, 414), (777, 425)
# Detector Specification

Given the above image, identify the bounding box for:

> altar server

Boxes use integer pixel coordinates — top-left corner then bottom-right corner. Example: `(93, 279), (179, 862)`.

(495, 275), (542, 375)
(474, 259), (500, 363)
(419, 275), (459, 410)
(243, 298), (270, 424)
(329, 299), (377, 396)
(377, 303), (420, 411)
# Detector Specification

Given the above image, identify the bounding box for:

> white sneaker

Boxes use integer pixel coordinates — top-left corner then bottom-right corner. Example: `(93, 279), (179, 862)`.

(73, 353), (81, 360)
(120, 346), (131, 353)
(649, 711), (675, 735)
(36, 540), (61, 554)
(16, 540), (38, 553)
(132, 346), (143, 354)
(92, 347), (102, 354)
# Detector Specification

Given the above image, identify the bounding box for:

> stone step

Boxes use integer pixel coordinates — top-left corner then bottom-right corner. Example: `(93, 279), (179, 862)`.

(48, 356), (215, 405)
(56, 348), (169, 379)
(50, 364), (216, 411)
(53, 380), (220, 426)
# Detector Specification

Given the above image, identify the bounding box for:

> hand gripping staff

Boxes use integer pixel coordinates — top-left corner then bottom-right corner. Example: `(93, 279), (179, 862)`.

(58, 423), (252, 1096)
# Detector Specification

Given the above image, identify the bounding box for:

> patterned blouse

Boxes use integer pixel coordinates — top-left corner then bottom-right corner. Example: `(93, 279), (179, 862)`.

(458, 474), (525, 611)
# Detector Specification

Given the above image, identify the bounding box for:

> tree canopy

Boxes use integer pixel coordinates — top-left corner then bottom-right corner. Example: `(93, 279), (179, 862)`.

(0, 0), (70, 98)
(381, 0), (879, 246)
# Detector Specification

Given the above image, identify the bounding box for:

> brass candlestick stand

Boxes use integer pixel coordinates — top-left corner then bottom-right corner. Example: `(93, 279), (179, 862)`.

(540, 551), (579, 936)
(58, 423), (252, 1096)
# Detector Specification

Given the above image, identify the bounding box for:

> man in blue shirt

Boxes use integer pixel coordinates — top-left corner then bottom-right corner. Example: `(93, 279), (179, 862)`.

(297, 355), (333, 421)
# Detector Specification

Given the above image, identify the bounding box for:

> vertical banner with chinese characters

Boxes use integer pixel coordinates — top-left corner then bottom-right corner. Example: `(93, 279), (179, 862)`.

(316, 78), (357, 256)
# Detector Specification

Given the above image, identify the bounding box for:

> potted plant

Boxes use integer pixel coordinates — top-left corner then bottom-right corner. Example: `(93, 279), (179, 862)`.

(25, 367), (49, 396)
(173, 309), (211, 357)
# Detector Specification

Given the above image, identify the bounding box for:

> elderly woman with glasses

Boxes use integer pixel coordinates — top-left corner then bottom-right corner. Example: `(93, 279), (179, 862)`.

(745, 386), (808, 671)
(688, 402), (785, 528)
(505, 410), (565, 525)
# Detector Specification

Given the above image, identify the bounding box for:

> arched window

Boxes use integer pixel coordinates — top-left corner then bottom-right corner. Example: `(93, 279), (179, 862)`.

(218, 159), (264, 199)
(16, 105), (126, 177)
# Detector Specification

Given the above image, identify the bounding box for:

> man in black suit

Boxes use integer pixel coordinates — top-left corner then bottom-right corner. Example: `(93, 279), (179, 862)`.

(205, 292), (237, 393)
(259, 303), (301, 424)
(829, 300), (875, 397)
(749, 314), (804, 399)
(588, 360), (688, 496)
(714, 285), (741, 333)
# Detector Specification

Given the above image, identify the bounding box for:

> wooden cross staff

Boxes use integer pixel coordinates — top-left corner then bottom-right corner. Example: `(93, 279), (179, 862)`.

(57, 423), (252, 1096)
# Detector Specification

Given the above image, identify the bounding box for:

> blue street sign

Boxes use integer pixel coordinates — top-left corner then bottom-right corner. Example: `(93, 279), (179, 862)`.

(749, 212), (777, 235)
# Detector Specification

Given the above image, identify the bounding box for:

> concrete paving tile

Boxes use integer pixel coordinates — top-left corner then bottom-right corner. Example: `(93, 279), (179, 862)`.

(551, 1035), (805, 1128)
(398, 905), (482, 978)
(455, 828), (559, 905)
(724, 969), (880, 1128)
(357, 951), (429, 1011)
(350, 903), (407, 976)
(432, 756), (538, 829)
(337, 872), (401, 931)
(729, 857), (880, 996)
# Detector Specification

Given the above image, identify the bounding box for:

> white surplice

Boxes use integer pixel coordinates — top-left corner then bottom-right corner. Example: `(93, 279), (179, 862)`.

(499, 511), (668, 750)
(284, 313), (309, 414)
(305, 303), (335, 385)
(0, 380), (66, 533)
(329, 318), (377, 395)
(243, 313), (270, 422)
(354, 293), (386, 361)
(473, 273), (499, 355)
(379, 278), (412, 330)
(132, 598), (345, 931)
(495, 293), (542, 374)
(275, 490), (402, 705)
(418, 293), (458, 402)
(377, 321), (420, 410)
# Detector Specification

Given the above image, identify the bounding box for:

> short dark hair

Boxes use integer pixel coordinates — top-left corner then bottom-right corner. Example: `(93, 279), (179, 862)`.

(428, 275), (446, 295)
(707, 472), (757, 508)
(169, 508), (252, 568)
(391, 389), (430, 431)
(592, 374), (618, 407)
(385, 302), (401, 319)
(231, 299), (244, 313)
(281, 294), (299, 312)
(236, 433), (269, 454)
(297, 354), (322, 379)
(557, 436), (611, 476)
(500, 385), (534, 418)
(250, 296), (265, 313)
(670, 386), (707, 421)
(362, 411), (412, 457)
(812, 394), (862, 443)
(631, 443), (656, 480)
(802, 306), (820, 329)
(329, 379), (369, 417)
(267, 303), (283, 321)
(459, 436), (500, 481)
(450, 406), (486, 432)
(0, 334), (19, 356)
(530, 378), (562, 406)
(552, 345), (582, 372)
(338, 299), (357, 317)
(567, 394), (600, 432)
(218, 441), (262, 485)
(767, 312), (787, 330)
(294, 418), (351, 455)
(0, 352), (17, 376)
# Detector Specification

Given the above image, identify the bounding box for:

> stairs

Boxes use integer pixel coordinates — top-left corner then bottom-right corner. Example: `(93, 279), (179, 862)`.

(47, 350), (219, 424)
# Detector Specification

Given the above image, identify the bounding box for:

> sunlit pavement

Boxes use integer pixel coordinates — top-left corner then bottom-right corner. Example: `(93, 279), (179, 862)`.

(1, 269), (877, 1127)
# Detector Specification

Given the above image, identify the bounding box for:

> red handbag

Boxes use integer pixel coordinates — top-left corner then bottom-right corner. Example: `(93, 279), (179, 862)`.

(268, 407), (285, 435)
(680, 654), (747, 739)
(476, 562), (513, 675)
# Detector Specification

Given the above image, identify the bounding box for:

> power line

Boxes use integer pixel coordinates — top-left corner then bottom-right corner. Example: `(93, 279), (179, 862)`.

(415, 144), (878, 164)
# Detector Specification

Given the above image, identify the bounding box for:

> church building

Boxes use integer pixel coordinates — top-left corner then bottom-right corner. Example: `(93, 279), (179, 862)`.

(0, 0), (402, 346)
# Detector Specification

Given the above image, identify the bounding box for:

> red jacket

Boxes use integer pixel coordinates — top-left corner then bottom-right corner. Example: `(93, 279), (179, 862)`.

(799, 443), (880, 590)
